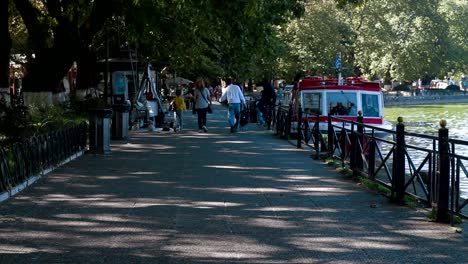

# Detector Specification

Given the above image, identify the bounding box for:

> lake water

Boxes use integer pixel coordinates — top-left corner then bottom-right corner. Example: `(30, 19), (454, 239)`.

(384, 103), (468, 199)
(385, 104), (468, 140)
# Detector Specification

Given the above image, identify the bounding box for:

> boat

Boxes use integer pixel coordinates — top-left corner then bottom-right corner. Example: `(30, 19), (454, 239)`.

(287, 76), (393, 135)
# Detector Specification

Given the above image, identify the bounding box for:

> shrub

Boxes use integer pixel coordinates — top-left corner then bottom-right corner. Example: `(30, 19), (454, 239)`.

(0, 99), (87, 143)
(0, 101), (34, 142)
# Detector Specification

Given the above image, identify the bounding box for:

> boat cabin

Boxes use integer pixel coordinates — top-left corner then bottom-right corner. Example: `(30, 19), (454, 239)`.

(291, 76), (386, 129)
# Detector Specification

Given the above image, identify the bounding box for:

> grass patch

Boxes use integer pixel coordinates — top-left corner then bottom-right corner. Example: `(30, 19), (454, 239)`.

(325, 158), (341, 169)
(403, 195), (418, 208)
(325, 158), (357, 178)
(359, 177), (391, 195)
(427, 209), (463, 224)
(452, 215), (464, 225)
(342, 168), (354, 178)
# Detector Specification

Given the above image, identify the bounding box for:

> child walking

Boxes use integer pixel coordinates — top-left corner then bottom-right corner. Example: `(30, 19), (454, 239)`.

(170, 89), (187, 132)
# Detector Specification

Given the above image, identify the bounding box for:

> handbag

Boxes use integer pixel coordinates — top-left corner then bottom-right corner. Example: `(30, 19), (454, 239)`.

(200, 90), (212, 114)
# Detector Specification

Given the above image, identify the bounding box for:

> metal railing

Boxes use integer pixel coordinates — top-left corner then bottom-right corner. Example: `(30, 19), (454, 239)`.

(328, 115), (467, 221)
(0, 122), (87, 194)
(274, 103), (292, 139)
(271, 105), (468, 221)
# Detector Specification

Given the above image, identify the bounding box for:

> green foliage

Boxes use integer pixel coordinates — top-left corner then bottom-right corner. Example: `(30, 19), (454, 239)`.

(427, 208), (438, 221)
(278, 1), (353, 79)
(278, 0), (467, 83)
(348, 0), (467, 81)
(28, 104), (84, 134)
(452, 215), (463, 225)
(336, 166), (354, 178)
(5, 0), (467, 94)
(403, 195), (418, 208)
(358, 176), (391, 195)
(66, 96), (106, 118)
(0, 101), (33, 142)
(100, 0), (303, 82)
(427, 208), (463, 224)
(0, 99), (86, 143)
(326, 158), (341, 168)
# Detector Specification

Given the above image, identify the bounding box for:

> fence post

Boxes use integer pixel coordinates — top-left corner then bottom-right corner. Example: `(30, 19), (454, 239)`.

(356, 112), (364, 171)
(392, 117), (406, 204)
(328, 115), (334, 157)
(368, 139), (376, 180)
(297, 105), (302, 148)
(286, 103), (293, 139)
(436, 119), (450, 222)
(349, 123), (356, 170)
(313, 113), (320, 158)
(273, 105), (281, 136)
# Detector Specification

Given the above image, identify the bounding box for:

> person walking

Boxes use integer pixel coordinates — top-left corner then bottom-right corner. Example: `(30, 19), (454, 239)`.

(193, 79), (211, 132)
(170, 89), (187, 132)
(256, 79), (277, 127)
(219, 78), (246, 133)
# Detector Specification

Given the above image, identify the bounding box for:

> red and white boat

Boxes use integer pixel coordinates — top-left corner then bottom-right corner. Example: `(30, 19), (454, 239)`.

(288, 76), (393, 134)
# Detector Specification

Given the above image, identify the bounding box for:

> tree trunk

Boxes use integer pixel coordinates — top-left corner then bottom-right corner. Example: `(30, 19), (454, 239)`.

(384, 69), (392, 85)
(76, 48), (99, 92)
(0, 0), (12, 88)
(21, 48), (75, 92)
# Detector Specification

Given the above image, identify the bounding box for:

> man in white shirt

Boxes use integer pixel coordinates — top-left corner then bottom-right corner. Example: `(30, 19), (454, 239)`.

(219, 78), (246, 132)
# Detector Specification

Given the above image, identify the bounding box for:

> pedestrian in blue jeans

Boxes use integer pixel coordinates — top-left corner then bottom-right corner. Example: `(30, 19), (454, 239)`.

(219, 78), (246, 133)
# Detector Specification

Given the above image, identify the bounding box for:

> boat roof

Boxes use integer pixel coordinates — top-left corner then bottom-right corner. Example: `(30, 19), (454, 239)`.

(298, 76), (381, 92)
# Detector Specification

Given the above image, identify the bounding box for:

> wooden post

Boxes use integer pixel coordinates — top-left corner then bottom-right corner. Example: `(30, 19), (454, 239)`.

(392, 117), (405, 203)
(436, 119), (450, 222)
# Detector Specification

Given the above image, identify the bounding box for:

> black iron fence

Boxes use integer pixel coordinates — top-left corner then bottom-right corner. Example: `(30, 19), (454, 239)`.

(272, 106), (468, 221)
(0, 122), (87, 194)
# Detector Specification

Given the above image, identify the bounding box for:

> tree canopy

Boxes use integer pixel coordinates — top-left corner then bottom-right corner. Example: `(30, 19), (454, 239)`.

(277, 0), (467, 83)
(2, 0), (467, 94)
(4, 0), (303, 92)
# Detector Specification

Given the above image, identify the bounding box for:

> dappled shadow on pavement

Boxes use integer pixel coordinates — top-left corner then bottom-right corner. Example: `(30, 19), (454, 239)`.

(0, 103), (466, 263)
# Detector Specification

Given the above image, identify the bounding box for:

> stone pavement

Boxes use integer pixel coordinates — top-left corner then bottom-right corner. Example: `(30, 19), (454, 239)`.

(0, 102), (466, 264)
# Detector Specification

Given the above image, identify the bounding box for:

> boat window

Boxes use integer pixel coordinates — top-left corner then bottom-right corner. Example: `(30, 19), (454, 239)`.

(327, 92), (357, 116)
(362, 94), (379, 117)
(301, 93), (321, 114)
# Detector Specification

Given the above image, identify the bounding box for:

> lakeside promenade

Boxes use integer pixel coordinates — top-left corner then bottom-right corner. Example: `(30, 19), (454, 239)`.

(0, 102), (466, 263)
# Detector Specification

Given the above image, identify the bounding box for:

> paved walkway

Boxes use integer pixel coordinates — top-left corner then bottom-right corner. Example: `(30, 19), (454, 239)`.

(0, 102), (466, 263)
